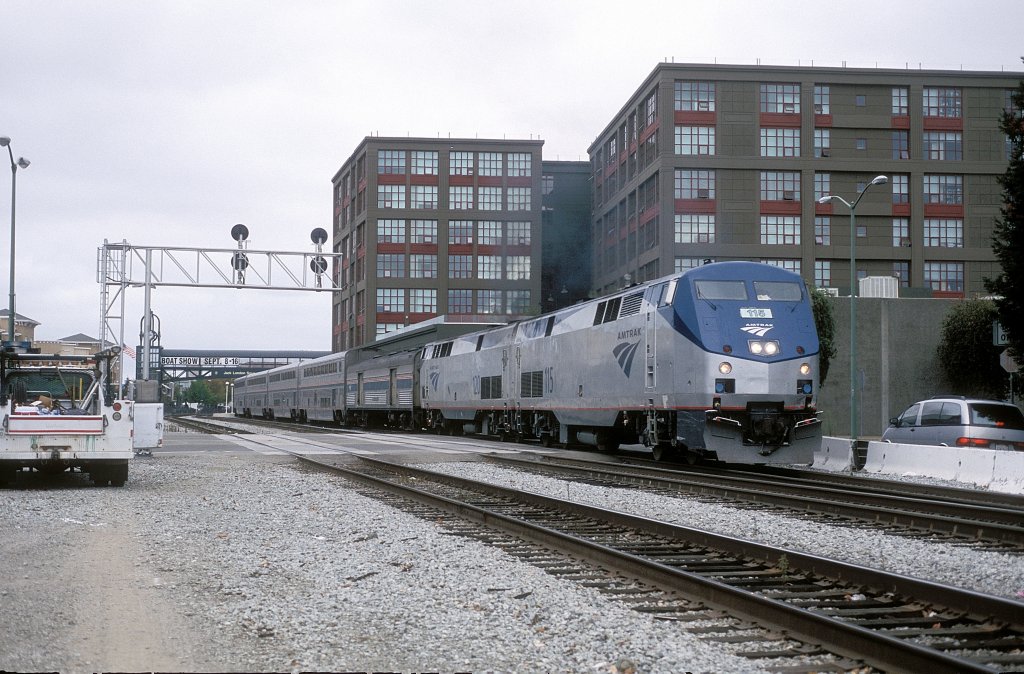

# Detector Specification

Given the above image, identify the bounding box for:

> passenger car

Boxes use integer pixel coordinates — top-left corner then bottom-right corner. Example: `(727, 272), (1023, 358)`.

(882, 396), (1024, 450)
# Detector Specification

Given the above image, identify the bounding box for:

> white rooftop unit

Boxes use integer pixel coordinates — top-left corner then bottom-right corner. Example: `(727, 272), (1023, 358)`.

(859, 275), (899, 298)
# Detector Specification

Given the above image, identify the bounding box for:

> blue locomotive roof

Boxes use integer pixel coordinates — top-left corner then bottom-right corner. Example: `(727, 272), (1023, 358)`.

(672, 261), (820, 360)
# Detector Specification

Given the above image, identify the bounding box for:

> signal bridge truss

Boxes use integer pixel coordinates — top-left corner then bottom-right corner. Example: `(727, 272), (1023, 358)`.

(97, 238), (340, 386)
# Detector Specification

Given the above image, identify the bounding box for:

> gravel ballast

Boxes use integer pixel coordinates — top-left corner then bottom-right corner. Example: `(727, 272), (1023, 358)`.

(416, 460), (1024, 601)
(1, 451), (773, 674)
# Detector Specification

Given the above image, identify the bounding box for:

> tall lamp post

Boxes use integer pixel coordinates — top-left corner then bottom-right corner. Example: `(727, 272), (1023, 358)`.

(0, 137), (30, 346)
(818, 175), (888, 445)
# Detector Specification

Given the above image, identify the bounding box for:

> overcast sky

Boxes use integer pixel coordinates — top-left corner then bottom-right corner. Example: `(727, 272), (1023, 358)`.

(2, 0), (1022, 359)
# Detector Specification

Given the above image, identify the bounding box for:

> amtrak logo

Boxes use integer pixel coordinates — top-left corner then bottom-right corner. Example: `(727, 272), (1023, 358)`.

(429, 371), (440, 391)
(741, 324), (774, 337)
(613, 341), (641, 377)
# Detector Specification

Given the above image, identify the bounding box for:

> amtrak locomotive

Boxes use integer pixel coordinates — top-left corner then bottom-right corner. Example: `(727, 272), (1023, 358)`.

(234, 261), (822, 464)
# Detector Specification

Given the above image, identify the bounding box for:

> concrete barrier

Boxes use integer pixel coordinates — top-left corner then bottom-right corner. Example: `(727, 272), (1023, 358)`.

(862, 442), (959, 480)
(813, 436), (855, 471)
(861, 441), (1024, 494)
(990, 451), (1024, 494)
(954, 448), (997, 487)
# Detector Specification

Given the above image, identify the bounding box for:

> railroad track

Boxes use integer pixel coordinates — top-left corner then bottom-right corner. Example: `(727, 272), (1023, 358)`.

(166, 416), (252, 434)
(245, 436), (1024, 673)
(485, 453), (1024, 551)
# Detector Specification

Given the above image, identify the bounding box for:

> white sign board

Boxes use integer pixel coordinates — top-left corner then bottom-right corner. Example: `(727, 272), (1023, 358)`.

(994, 321), (1009, 346)
(160, 356), (241, 367)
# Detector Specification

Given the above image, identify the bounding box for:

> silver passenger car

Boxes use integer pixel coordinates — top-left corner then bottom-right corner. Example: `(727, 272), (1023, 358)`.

(882, 396), (1024, 450)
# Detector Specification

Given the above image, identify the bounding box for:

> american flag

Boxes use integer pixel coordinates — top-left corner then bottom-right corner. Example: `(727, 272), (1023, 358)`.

(122, 344), (137, 359)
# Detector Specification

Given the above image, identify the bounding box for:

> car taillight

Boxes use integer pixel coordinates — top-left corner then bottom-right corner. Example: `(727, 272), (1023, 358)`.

(956, 437), (990, 448)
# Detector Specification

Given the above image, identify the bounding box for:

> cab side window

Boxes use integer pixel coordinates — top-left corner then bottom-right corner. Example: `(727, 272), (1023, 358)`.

(898, 403), (921, 427)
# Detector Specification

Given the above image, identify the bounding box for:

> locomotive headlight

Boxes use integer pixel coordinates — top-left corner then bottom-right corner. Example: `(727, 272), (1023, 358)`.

(763, 341), (779, 355)
(749, 341), (764, 355)
(718, 362), (732, 374)
(800, 363), (811, 375)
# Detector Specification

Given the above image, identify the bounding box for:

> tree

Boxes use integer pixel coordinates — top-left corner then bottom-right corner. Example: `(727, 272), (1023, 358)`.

(984, 63), (1024, 365)
(183, 379), (219, 409)
(810, 287), (836, 387)
(937, 299), (1009, 399)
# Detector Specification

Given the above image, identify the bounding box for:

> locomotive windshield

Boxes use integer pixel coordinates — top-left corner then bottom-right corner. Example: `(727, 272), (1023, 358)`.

(752, 281), (803, 301)
(694, 280), (747, 301)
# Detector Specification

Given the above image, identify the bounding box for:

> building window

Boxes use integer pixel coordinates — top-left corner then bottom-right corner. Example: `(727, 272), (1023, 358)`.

(923, 87), (962, 118)
(855, 94), (866, 107)
(761, 259), (801, 273)
(813, 85), (830, 114)
(478, 255), (503, 279)
(450, 151), (474, 176)
(448, 255), (473, 279)
(409, 288), (437, 313)
(409, 254), (437, 279)
(377, 150), (406, 175)
(675, 169), (715, 199)
(814, 260), (831, 288)
(814, 129), (831, 157)
(924, 262), (964, 292)
(892, 130), (909, 159)
(449, 220), (473, 245)
(506, 256), (531, 280)
(376, 323), (404, 338)
(448, 289), (473, 314)
(892, 87), (909, 115)
(924, 219), (964, 248)
(376, 288), (405, 313)
(760, 216), (801, 245)
(507, 153), (532, 177)
(855, 138), (867, 151)
(893, 261), (910, 287)
(477, 289), (502, 314)
(478, 152), (502, 176)
(814, 172), (831, 201)
(410, 185), (438, 209)
(923, 132), (962, 160)
(507, 290), (531, 314)
(893, 218), (910, 247)
(760, 83), (800, 113)
(892, 175), (909, 204)
(644, 89), (658, 126)
(449, 185), (473, 210)
(377, 219), (406, 243)
(760, 128), (800, 157)
(674, 126), (715, 155)
(410, 219), (437, 244)
(674, 257), (712, 272)
(507, 187), (532, 211)
(760, 171), (800, 201)
(376, 254), (406, 278)
(674, 81), (716, 111)
(674, 214), (715, 244)
(923, 175), (963, 204)
(377, 184), (406, 209)
(814, 216), (831, 245)
(507, 221), (531, 245)
(541, 175), (554, 195)
(411, 151), (438, 175)
(478, 221), (503, 245)
(478, 186), (502, 211)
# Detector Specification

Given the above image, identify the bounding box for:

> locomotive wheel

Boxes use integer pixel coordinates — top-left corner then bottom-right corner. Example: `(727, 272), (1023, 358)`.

(596, 439), (620, 452)
(539, 434), (554, 448)
(652, 444), (677, 462)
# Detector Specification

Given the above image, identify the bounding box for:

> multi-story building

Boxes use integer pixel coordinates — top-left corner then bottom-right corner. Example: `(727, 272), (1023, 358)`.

(331, 137), (544, 351)
(588, 63), (1021, 297)
(540, 160), (591, 310)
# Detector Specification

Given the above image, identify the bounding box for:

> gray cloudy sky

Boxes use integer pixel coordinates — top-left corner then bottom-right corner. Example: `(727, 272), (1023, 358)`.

(2, 0), (1022, 359)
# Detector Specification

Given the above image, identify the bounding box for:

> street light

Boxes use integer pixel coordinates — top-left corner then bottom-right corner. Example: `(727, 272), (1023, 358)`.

(817, 174), (888, 445)
(0, 137), (30, 346)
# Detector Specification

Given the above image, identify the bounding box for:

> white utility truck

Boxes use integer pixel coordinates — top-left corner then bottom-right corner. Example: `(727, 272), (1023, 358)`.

(0, 347), (134, 486)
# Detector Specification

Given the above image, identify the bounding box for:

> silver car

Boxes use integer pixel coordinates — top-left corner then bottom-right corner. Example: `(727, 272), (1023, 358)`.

(882, 396), (1024, 450)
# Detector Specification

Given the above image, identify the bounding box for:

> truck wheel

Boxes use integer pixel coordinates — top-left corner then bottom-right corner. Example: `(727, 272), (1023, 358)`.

(110, 464), (129, 487)
(91, 466), (111, 487)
